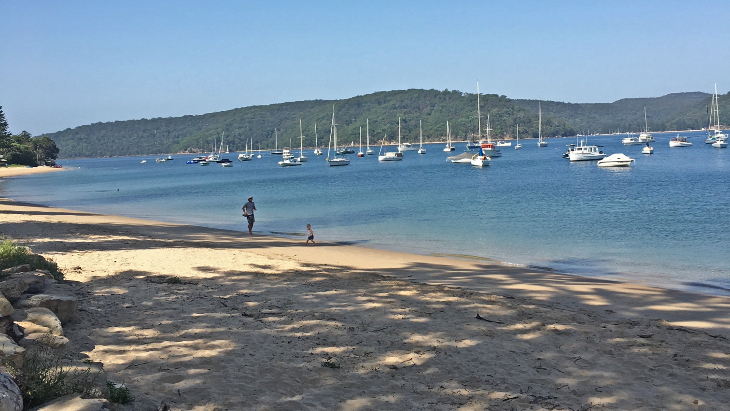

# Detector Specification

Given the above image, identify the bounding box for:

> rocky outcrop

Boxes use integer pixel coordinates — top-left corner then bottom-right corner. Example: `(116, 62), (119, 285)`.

(0, 368), (22, 411)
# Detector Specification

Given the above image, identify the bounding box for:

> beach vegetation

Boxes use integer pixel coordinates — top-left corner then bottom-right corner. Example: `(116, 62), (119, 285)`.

(0, 239), (63, 280)
(107, 381), (134, 404)
(0, 107), (59, 166)
(5, 342), (103, 409)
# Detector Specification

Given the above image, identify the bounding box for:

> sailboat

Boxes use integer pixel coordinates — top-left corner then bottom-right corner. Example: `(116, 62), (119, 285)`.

(515, 124), (522, 150)
(257, 144), (262, 158)
(708, 84), (728, 147)
(326, 106), (350, 166)
(238, 138), (253, 161)
(357, 127), (365, 157)
(639, 107), (654, 143)
(477, 83), (501, 157)
(271, 129), (284, 155)
(417, 120), (426, 154)
(379, 118), (404, 161)
(443, 121), (455, 152)
(537, 102), (548, 147)
(366, 119), (374, 155)
(313, 123), (323, 155)
(297, 119), (308, 162)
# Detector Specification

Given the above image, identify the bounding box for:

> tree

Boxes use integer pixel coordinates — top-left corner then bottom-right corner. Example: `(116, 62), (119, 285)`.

(0, 106), (12, 154)
(31, 136), (60, 165)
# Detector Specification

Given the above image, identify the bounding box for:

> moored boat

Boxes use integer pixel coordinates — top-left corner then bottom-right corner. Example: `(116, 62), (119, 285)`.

(568, 139), (606, 161)
(597, 153), (635, 167)
(669, 135), (692, 147)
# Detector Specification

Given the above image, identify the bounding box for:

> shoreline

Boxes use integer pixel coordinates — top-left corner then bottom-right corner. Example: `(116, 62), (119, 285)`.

(0, 165), (64, 178)
(3, 197), (730, 409)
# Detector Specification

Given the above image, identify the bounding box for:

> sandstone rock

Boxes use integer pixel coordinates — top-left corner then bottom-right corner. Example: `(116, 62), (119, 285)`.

(0, 335), (25, 368)
(0, 369), (22, 411)
(0, 265), (31, 275)
(0, 296), (12, 318)
(14, 292), (77, 325)
(29, 393), (109, 411)
(10, 271), (51, 294)
(12, 307), (63, 336)
(0, 280), (27, 303)
(18, 333), (69, 354)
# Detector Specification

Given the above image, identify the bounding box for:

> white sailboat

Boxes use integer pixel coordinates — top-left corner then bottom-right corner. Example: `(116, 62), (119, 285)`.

(257, 144), (262, 158)
(398, 120), (417, 153)
(417, 120), (426, 154)
(326, 105), (350, 166)
(313, 123), (323, 155)
(515, 124), (522, 150)
(271, 129), (283, 155)
(477, 82), (501, 157)
(537, 102), (548, 147)
(357, 127), (365, 157)
(297, 119), (308, 162)
(639, 107), (654, 142)
(238, 139), (252, 161)
(443, 121), (455, 152)
(366, 119), (374, 155)
(708, 84), (728, 146)
(379, 118), (404, 161)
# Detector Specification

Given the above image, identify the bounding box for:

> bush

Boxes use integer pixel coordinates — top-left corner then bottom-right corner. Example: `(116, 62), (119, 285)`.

(107, 381), (134, 404)
(0, 240), (63, 281)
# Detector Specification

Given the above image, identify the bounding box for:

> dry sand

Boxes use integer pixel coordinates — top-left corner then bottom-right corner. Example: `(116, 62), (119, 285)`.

(1, 197), (729, 410)
(0, 166), (64, 178)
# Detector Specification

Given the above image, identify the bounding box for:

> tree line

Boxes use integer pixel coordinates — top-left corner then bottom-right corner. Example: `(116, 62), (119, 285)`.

(0, 106), (59, 166)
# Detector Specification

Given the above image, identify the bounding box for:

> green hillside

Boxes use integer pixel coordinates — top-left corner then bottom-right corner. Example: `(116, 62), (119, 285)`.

(45, 88), (729, 158)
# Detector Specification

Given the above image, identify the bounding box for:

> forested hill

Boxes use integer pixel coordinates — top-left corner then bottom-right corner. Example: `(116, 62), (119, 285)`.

(46, 88), (727, 158)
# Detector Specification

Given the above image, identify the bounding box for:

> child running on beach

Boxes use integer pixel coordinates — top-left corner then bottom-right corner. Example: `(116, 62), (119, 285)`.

(306, 224), (315, 245)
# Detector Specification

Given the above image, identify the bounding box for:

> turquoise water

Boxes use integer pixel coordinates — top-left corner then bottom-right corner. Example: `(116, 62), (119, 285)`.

(2, 131), (729, 296)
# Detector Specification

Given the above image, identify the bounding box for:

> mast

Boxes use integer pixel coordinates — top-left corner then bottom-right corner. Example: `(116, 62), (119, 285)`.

(299, 119), (304, 155)
(398, 117), (401, 146)
(419, 119), (423, 148)
(366, 119), (370, 149)
(644, 107), (648, 133)
(315, 123), (318, 148)
(539, 102), (542, 142)
(332, 105), (337, 152)
(447, 121), (450, 146)
(477, 82), (482, 142)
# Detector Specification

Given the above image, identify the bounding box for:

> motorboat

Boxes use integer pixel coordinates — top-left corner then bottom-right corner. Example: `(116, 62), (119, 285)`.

(222, 162), (233, 167)
(568, 140), (606, 161)
(642, 145), (654, 154)
(140, 160), (147, 163)
(496, 141), (512, 147)
(470, 147), (490, 167)
(199, 160), (209, 166)
(447, 151), (474, 164)
(622, 135), (642, 146)
(187, 155), (207, 164)
(597, 153), (635, 167)
(238, 153), (252, 161)
(712, 140), (728, 148)
(282, 148), (294, 160)
(278, 157), (302, 167)
(397, 142), (417, 152)
(669, 135), (692, 147)
(562, 143), (576, 158)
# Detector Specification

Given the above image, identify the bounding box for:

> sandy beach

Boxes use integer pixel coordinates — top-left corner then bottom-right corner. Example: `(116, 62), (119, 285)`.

(2, 196), (730, 410)
(0, 166), (64, 178)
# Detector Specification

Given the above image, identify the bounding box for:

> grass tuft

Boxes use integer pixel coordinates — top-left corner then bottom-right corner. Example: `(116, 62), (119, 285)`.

(0, 239), (63, 280)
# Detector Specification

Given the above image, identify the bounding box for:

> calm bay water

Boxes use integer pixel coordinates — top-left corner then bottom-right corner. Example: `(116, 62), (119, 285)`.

(2, 131), (729, 296)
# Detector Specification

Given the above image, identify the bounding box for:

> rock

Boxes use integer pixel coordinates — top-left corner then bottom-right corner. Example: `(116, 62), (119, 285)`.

(0, 296), (12, 318)
(0, 335), (25, 368)
(5, 323), (24, 344)
(18, 333), (69, 354)
(0, 265), (31, 275)
(11, 308), (63, 336)
(0, 279), (28, 303)
(0, 369), (22, 411)
(14, 291), (77, 324)
(28, 393), (109, 411)
(10, 272), (51, 294)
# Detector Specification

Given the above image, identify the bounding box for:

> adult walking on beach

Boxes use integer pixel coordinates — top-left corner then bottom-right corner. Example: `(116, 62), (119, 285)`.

(242, 196), (257, 235)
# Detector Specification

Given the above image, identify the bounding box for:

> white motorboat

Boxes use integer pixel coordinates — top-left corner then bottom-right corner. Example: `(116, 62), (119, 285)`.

(278, 157), (302, 167)
(326, 106), (350, 166)
(638, 108), (654, 142)
(496, 141), (512, 147)
(222, 162), (233, 167)
(140, 160), (147, 163)
(470, 147), (490, 167)
(417, 120), (426, 154)
(297, 120), (308, 162)
(515, 124), (522, 150)
(642, 144), (654, 154)
(398, 142), (417, 152)
(669, 135), (692, 147)
(281, 148), (294, 159)
(443, 121), (455, 152)
(199, 160), (209, 166)
(712, 140), (728, 148)
(597, 153), (635, 167)
(537, 102), (548, 147)
(568, 139), (606, 161)
(379, 118), (405, 161)
(622, 135), (643, 146)
(447, 151), (474, 164)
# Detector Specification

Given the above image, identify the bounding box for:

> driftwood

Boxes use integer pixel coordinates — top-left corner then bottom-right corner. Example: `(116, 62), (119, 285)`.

(475, 313), (505, 324)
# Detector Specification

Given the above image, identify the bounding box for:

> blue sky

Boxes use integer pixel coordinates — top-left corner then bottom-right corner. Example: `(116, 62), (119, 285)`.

(2, 0), (729, 135)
